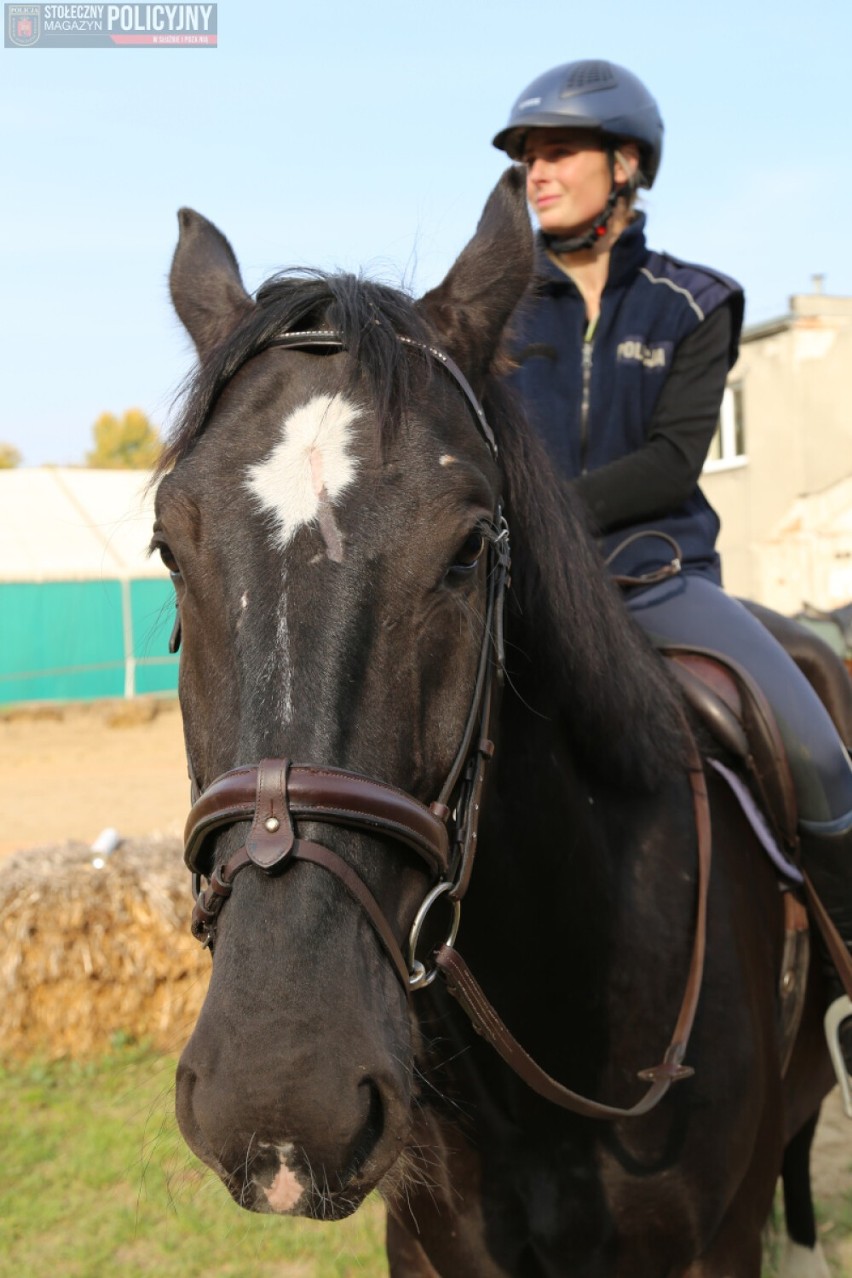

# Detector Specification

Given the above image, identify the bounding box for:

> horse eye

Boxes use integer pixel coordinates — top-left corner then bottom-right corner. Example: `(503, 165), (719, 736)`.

(451, 530), (486, 574)
(156, 542), (181, 577)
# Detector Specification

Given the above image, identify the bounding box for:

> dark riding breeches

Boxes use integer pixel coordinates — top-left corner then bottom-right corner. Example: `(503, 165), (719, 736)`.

(627, 571), (852, 827)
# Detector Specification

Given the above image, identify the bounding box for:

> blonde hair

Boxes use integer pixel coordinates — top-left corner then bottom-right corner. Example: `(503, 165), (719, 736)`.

(613, 146), (644, 207)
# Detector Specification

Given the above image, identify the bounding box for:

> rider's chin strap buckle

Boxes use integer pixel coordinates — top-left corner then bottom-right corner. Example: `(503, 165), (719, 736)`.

(825, 994), (852, 1118)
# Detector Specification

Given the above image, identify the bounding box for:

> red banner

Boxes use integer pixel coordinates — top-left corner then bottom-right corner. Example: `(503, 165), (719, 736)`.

(109, 33), (217, 44)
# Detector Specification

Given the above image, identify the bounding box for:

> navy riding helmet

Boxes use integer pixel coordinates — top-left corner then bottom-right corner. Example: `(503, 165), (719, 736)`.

(493, 59), (664, 190)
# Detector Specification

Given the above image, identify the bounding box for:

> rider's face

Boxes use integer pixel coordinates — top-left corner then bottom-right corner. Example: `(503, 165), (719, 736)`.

(522, 129), (614, 237)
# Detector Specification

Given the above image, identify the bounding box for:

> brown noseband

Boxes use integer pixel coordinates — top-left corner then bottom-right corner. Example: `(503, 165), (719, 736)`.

(184, 759), (454, 991)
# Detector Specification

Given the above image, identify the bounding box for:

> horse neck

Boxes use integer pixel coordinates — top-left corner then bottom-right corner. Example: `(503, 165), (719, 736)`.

(468, 704), (627, 976)
(445, 677), (696, 1071)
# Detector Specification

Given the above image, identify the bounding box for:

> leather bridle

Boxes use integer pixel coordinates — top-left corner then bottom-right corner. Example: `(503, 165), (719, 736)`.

(182, 329), (509, 997)
(177, 328), (712, 1121)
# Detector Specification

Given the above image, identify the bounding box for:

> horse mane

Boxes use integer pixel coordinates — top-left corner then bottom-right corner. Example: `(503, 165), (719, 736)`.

(487, 377), (687, 789)
(160, 269), (685, 787)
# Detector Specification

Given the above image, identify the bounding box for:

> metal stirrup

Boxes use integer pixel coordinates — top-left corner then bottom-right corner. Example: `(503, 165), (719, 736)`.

(824, 994), (852, 1118)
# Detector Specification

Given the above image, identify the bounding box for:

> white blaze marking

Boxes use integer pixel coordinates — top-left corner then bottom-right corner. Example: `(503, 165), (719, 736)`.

(439, 453), (456, 467)
(245, 394), (360, 558)
(277, 577), (293, 722)
(236, 590), (249, 633)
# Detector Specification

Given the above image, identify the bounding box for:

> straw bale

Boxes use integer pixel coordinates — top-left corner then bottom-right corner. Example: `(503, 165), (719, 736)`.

(0, 836), (209, 1059)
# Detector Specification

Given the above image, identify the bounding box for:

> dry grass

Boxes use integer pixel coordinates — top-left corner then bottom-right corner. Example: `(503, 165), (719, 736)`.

(0, 835), (207, 1059)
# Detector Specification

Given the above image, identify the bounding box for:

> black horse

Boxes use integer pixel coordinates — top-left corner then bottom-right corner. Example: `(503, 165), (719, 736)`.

(155, 169), (835, 1275)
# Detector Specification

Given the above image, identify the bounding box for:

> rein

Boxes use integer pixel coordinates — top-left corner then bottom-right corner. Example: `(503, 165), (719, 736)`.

(179, 328), (712, 1121)
(434, 741), (711, 1119)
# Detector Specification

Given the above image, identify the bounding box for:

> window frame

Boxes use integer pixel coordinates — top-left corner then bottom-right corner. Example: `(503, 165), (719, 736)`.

(704, 382), (747, 473)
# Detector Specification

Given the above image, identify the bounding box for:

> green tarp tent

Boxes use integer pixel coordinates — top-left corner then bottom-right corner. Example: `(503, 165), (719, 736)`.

(0, 469), (178, 705)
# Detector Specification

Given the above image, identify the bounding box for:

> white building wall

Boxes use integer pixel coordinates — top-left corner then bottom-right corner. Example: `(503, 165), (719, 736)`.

(701, 293), (852, 611)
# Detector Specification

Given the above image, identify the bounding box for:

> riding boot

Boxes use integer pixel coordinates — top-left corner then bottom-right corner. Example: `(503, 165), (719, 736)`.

(799, 813), (852, 1114)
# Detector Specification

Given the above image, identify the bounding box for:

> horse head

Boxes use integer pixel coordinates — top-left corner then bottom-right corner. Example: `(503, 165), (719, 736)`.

(156, 170), (533, 1218)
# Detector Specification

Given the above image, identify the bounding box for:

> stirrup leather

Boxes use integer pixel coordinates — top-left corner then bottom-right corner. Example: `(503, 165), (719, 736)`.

(824, 994), (852, 1118)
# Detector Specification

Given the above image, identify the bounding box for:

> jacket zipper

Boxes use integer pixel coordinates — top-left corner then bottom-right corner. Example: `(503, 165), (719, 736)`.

(579, 317), (597, 475)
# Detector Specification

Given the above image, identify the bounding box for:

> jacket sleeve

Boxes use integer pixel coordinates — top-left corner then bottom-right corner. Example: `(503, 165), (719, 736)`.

(571, 303), (733, 534)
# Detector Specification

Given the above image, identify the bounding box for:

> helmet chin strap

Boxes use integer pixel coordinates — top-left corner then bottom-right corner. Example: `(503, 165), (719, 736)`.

(543, 149), (632, 255)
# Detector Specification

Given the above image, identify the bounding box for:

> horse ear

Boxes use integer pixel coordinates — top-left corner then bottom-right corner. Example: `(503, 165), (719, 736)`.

(416, 167), (533, 384)
(169, 208), (255, 360)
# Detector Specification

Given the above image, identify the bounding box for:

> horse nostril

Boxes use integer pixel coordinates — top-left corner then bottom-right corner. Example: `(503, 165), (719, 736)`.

(174, 1061), (214, 1169)
(346, 1078), (385, 1181)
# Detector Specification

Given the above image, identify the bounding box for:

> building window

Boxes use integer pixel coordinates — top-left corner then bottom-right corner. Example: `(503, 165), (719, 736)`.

(704, 384), (746, 472)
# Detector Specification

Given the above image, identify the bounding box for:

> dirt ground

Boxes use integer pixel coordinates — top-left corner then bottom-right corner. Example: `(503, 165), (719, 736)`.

(1, 698), (849, 1236)
(0, 698), (188, 857)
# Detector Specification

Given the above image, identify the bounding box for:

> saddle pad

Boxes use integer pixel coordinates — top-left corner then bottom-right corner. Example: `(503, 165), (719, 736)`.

(708, 758), (802, 884)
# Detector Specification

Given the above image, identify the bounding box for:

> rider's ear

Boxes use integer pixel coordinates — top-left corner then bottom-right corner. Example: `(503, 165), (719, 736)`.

(416, 167), (533, 389)
(169, 208), (255, 361)
(613, 142), (640, 188)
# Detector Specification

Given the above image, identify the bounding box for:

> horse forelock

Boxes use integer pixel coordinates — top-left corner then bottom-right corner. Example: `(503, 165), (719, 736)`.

(158, 271), (438, 478)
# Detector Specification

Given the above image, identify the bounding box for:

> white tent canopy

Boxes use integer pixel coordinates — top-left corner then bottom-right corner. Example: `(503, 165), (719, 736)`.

(0, 468), (166, 583)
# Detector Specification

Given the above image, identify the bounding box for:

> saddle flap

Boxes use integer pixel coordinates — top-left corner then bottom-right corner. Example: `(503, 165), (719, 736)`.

(662, 644), (799, 854)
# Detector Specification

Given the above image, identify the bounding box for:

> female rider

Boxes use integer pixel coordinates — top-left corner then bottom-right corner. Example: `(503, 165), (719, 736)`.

(492, 59), (852, 1086)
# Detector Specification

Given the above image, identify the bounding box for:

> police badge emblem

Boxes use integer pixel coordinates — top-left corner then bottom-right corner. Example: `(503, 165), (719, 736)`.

(7, 5), (42, 46)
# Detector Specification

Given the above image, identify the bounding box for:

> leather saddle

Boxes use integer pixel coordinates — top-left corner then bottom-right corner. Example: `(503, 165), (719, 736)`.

(659, 644), (799, 856)
(660, 640), (852, 1099)
(659, 644), (810, 1078)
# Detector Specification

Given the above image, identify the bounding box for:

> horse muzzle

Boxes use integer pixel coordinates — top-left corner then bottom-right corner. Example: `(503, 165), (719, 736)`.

(176, 1043), (413, 1218)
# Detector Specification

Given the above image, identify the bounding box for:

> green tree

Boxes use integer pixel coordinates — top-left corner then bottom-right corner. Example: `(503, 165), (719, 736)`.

(0, 442), (22, 469)
(86, 409), (162, 469)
